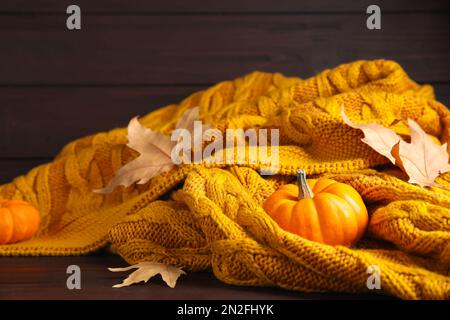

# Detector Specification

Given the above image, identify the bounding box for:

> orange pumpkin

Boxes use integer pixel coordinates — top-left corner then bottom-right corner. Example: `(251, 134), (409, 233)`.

(0, 199), (40, 245)
(263, 170), (368, 246)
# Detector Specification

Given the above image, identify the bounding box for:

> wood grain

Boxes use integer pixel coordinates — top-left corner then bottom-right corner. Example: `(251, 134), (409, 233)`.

(0, 14), (448, 85)
(0, 86), (204, 158)
(0, 159), (49, 183)
(0, 255), (392, 300)
(0, 0), (448, 13)
(0, 84), (448, 159)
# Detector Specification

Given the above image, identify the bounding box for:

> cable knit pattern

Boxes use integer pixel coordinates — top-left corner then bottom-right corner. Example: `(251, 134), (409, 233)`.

(0, 60), (449, 299)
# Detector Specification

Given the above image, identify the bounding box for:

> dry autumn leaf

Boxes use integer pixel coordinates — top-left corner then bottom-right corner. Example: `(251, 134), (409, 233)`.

(341, 106), (400, 164)
(95, 107), (208, 193)
(342, 106), (450, 188)
(396, 119), (450, 188)
(109, 262), (185, 288)
(94, 118), (174, 193)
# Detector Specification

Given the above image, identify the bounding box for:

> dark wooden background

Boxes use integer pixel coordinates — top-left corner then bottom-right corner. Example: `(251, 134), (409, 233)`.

(0, 0), (449, 183)
(0, 0), (449, 300)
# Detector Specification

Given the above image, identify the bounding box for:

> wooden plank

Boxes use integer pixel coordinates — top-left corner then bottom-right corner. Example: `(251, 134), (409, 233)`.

(0, 159), (49, 183)
(0, 255), (391, 299)
(434, 84), (450, 107)
(0, 86), (204, 158)
(0, 14), (449, 85)
(0, 84), (448, 159)
(0, 0), (448, 13)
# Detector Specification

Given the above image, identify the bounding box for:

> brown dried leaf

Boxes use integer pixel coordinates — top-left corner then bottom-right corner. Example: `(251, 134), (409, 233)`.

(94, 117), (174, 193)
(95, 107), (207, 193)
(342, 106), (450, 188)
(396, 119), (450, 187)
(341, 106), (400, 164)
(109, 262), (185, 288)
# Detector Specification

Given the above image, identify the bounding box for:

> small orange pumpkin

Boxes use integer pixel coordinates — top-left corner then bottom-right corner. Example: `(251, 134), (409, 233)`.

(0, 199), (40, 245)
(263, 170), (368, 246)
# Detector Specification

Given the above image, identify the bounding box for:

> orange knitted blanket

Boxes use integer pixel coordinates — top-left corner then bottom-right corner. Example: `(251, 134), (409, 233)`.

(0, 60), (449, 299)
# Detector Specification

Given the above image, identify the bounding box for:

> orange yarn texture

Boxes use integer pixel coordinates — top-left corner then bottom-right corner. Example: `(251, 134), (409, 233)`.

(0, 60), (449, 299)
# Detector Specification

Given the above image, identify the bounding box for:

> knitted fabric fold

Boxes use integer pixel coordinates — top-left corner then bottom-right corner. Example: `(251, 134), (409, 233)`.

(1, 60), (449, 299)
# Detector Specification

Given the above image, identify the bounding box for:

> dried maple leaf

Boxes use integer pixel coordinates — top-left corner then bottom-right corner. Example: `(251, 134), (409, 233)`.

(109, 262), (185, 288)
(396, 119), (450, 187)
(341, 106), (400, 164)
(95, 107), (207, 193)
(94, 117), (174, 193)
(342, 106), (450, 188)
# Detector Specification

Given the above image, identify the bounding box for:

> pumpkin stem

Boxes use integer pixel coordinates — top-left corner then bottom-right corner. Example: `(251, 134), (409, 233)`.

(297, 169), (314, 200)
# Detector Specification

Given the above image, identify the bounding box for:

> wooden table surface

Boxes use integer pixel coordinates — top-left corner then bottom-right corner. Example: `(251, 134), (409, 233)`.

(0, 254), (391, 300)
